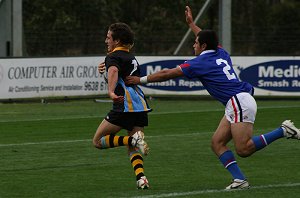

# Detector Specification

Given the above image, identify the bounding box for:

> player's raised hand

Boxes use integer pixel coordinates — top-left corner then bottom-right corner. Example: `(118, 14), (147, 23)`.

(98, 62), (106, 74)
(185, 6), (201, 35)
(185, 6), (194, 24)
(125, 76), (141, 85)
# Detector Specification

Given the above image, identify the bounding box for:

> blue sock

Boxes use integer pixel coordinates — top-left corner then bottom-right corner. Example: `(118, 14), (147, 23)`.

(219, 150), (245, 180)
(252, 127), (284, 151)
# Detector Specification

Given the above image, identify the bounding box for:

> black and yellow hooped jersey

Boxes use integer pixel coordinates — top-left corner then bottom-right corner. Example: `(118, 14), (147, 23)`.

(105, 47), (151, 113)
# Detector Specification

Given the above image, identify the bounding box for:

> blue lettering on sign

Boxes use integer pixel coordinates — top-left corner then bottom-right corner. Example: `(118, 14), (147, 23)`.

(140, 60), (205, 91)
(238, 60), (300, 92)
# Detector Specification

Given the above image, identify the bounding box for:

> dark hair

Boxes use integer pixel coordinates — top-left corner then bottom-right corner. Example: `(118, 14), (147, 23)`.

(197, 30), (218, 50)
(108, 22), (134, 46)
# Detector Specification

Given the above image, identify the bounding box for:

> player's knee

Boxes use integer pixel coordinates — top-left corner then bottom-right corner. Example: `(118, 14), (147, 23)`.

(236, 141), (256, 157)
(92, 138), (102, 149)
(235, 147), (252, 158)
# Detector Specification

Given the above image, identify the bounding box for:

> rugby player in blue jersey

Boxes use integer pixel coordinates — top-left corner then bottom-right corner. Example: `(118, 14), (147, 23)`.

(126, 6), (300, 190)
(93, 23), (151, 189)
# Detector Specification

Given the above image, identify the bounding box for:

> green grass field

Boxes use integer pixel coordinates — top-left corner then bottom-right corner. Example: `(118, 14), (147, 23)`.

(1, 98), (300, 198)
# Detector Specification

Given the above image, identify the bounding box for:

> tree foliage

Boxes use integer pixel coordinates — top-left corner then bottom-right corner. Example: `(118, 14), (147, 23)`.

(23, 0), (300, 56)
(232, 0), (300, 55)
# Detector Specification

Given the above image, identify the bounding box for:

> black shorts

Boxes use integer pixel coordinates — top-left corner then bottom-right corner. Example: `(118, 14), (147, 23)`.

(105, 111), (148, 131)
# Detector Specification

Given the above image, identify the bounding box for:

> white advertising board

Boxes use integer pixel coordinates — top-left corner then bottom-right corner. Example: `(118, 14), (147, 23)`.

(0, 57), (107, 99)
(0, 56), (299, 99)
(232, 57), (300, 96)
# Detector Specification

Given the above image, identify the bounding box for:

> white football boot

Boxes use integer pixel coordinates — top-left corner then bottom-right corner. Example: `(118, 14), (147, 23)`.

(132, 131), (149, 155)
(281, 120), (300, 139)
(137, 176), (150, 189)
(225, 179), (250, 190)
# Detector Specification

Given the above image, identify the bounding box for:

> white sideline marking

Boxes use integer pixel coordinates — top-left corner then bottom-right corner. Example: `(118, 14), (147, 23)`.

(0, 104), (299, 123)
(0, 132), (204, 147)
(0, 139), (90, 147)
(0, 109), (224, 123)
(130, 182), (300, 198)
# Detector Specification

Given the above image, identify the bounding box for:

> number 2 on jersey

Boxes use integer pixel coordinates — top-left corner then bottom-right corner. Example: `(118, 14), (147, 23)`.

(216, 58), (237, 80)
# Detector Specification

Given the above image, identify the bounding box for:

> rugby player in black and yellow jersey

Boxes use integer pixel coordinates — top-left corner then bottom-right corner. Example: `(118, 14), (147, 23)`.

(93, 23), (151, 189)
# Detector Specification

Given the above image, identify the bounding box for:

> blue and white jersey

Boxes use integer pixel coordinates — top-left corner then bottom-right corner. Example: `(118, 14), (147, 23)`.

(180, 47), (253, 106)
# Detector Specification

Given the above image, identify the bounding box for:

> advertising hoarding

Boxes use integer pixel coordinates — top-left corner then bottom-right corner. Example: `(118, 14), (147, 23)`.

(0, 56), (299, 99)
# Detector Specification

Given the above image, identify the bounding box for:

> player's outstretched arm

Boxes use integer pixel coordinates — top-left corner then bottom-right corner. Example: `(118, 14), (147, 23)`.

(185, 6), (201, 36)
(126, 67), (184, 85)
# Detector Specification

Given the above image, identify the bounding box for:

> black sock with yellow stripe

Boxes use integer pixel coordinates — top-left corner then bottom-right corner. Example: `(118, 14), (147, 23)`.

(99, 134), (133, 149)
(130, 151), (145, 180)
